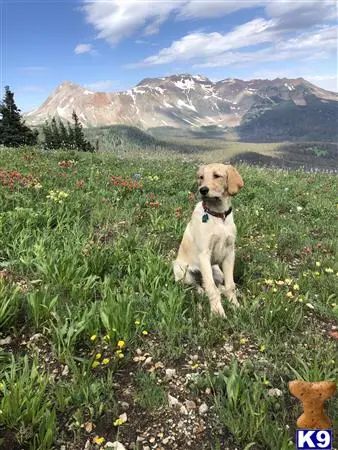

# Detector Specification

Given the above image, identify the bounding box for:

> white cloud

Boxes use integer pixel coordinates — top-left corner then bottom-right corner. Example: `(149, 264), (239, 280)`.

(138, 18), (278, 66)
(74, 43), (94, 54)
(84, 80), (116, 90)
(177, 0), (266, 19)
(82, 0), (336, 47)
(82, 0), (181, 46)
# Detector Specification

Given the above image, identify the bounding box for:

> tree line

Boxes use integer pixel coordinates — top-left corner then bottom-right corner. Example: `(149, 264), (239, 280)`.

(0, 86), (95, 152)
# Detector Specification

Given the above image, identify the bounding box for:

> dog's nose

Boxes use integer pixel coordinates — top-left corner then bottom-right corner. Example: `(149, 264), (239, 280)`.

(199, 186), (209, 196)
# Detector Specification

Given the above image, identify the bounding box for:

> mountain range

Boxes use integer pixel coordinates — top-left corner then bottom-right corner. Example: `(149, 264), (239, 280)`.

(25, 74), (338, 142)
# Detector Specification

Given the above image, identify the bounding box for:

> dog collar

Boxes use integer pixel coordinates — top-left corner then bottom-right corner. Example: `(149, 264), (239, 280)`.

(202, 201), (232, 222)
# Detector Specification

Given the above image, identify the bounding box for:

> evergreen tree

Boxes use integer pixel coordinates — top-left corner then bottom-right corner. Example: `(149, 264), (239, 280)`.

(0, 86), (38, 147)
(72, 111), (94, 152)
(42, 110), (94, 152)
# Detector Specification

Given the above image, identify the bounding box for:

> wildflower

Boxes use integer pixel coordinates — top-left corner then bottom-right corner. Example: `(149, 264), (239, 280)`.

(240, 337), (248, 344)
(296, 206), (303, 212)
(115, 350), (124, 359)
(314, 271), (320, 276)
(286, 291), (294, 298)
(306, 303), (315, 309)
(260, 344), (266, 352)
(95, 353), (102, 360)
(275, 280), (285, 286)
(113, 414), (127, 427)
(331, 303), (336, 308)
(117, 340), (125, 349)
(272, 288), (277, 293)
(0, 382), (4, 392)
(103, 334), (110, 341)
(293, 284), (300, 291)
(191, 364), (200, 369)
(284, 278), (292, 285)
(316, 261), (321, 267)
(324, 268), (334, 273)
(134, 320), (140, 326)
(142, 330), (149, 335)
(34, 183), (42, 189)
(91, 361), (100, 369)
(90, 334), (97, 341)
(102, 358), (110, 365)
(264, 279), (274, 286)
(93, 436), (105, 445)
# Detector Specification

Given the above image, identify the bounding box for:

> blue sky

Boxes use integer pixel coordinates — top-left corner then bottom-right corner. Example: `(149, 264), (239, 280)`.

(1, 0), (337, 112)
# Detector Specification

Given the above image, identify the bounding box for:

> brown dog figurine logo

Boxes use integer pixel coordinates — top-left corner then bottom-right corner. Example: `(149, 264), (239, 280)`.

(289, 380), (336, 429)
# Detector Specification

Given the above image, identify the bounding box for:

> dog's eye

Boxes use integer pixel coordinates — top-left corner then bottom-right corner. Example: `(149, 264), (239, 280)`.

(214, 174), (222, 179)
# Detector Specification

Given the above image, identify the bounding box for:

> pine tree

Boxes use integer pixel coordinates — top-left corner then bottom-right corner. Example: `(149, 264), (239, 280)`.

(58, 119), (70, 148)
(0, 86), (38, 147)
(42, 110), (95, 152)
(72, 111), (94, 152)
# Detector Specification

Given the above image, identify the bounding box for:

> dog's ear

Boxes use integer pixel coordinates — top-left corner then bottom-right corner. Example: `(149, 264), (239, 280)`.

(226, 165), (244, 196)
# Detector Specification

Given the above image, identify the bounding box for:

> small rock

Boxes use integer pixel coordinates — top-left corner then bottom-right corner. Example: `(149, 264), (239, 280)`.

(268, 388), (283, 398)
(168, 394), (179, 408)
(191, 355), (199, 362)
(136, 348), (143, 355)
(162, 437), (170, 445)
(148, 437), (155, 443)
(199, 403), (208, 415)
(185, 400), (197, 411)
(105, 443), (127, 450)
(143, 356), (153, 366)
(143, 447), (150, 450)
(61, 365), (69, 377)
(165, 368), (176, 381)
(30, 333), (43, 341)
(121, 401), (130, 410)
(205, 387), (211, 395)
(0, 336), (12, 345)
(60, 446), (66, 450)
(180, 405), (188, 415)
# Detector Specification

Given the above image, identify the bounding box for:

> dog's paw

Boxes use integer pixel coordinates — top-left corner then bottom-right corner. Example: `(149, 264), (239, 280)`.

(210, 302), (226, 317)
(219, 286), (240, 308)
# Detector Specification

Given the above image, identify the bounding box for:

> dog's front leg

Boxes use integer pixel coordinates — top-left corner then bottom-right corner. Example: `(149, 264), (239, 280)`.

(199, 252), (226, 317)
(220, 248), (239, 307)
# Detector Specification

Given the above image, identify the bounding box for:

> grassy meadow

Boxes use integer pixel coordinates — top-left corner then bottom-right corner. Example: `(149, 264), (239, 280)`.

(0, 146), (337, 450)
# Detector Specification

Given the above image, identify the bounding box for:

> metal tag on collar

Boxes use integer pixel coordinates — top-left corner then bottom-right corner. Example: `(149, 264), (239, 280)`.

(202, 213), (209, 223)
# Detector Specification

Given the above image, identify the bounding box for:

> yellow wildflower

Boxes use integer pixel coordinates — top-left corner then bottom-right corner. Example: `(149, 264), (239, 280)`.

(240, 338), (248, 344)
(115, 350), (124, 359)
(264, 279), (274, 286)
(260, 344), (266, 352)
(142, 330), (149, 335)
(134, 320), (141, 325)
(93, 436), (105, 445)
(91, 361), (100, 369)
(103, 334), (110, 341)
(95, 353), (102, 360)
(315, 261), (321, 267)
(102, 358), (110, 365)
(90, 334), (97, 341)
(113, 414), (127, 427)
(286, 291), (294, 298)
(275, 280), (285, 286)
(293, 284), (300, 291)
(191, 364), (200, 369)
(284, 278), (292, 285)
(117, 340), (125, 349)
(324, 268), (334, 273)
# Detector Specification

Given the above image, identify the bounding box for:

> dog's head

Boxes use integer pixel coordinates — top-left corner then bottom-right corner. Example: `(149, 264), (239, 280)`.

(197, 163), (244, 199)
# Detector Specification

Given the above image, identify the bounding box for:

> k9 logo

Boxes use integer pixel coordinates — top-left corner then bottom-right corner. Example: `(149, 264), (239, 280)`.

(296, 429), (332, 450)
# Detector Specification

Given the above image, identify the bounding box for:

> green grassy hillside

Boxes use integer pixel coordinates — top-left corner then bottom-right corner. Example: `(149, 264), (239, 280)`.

(0, 147), (337, 450)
